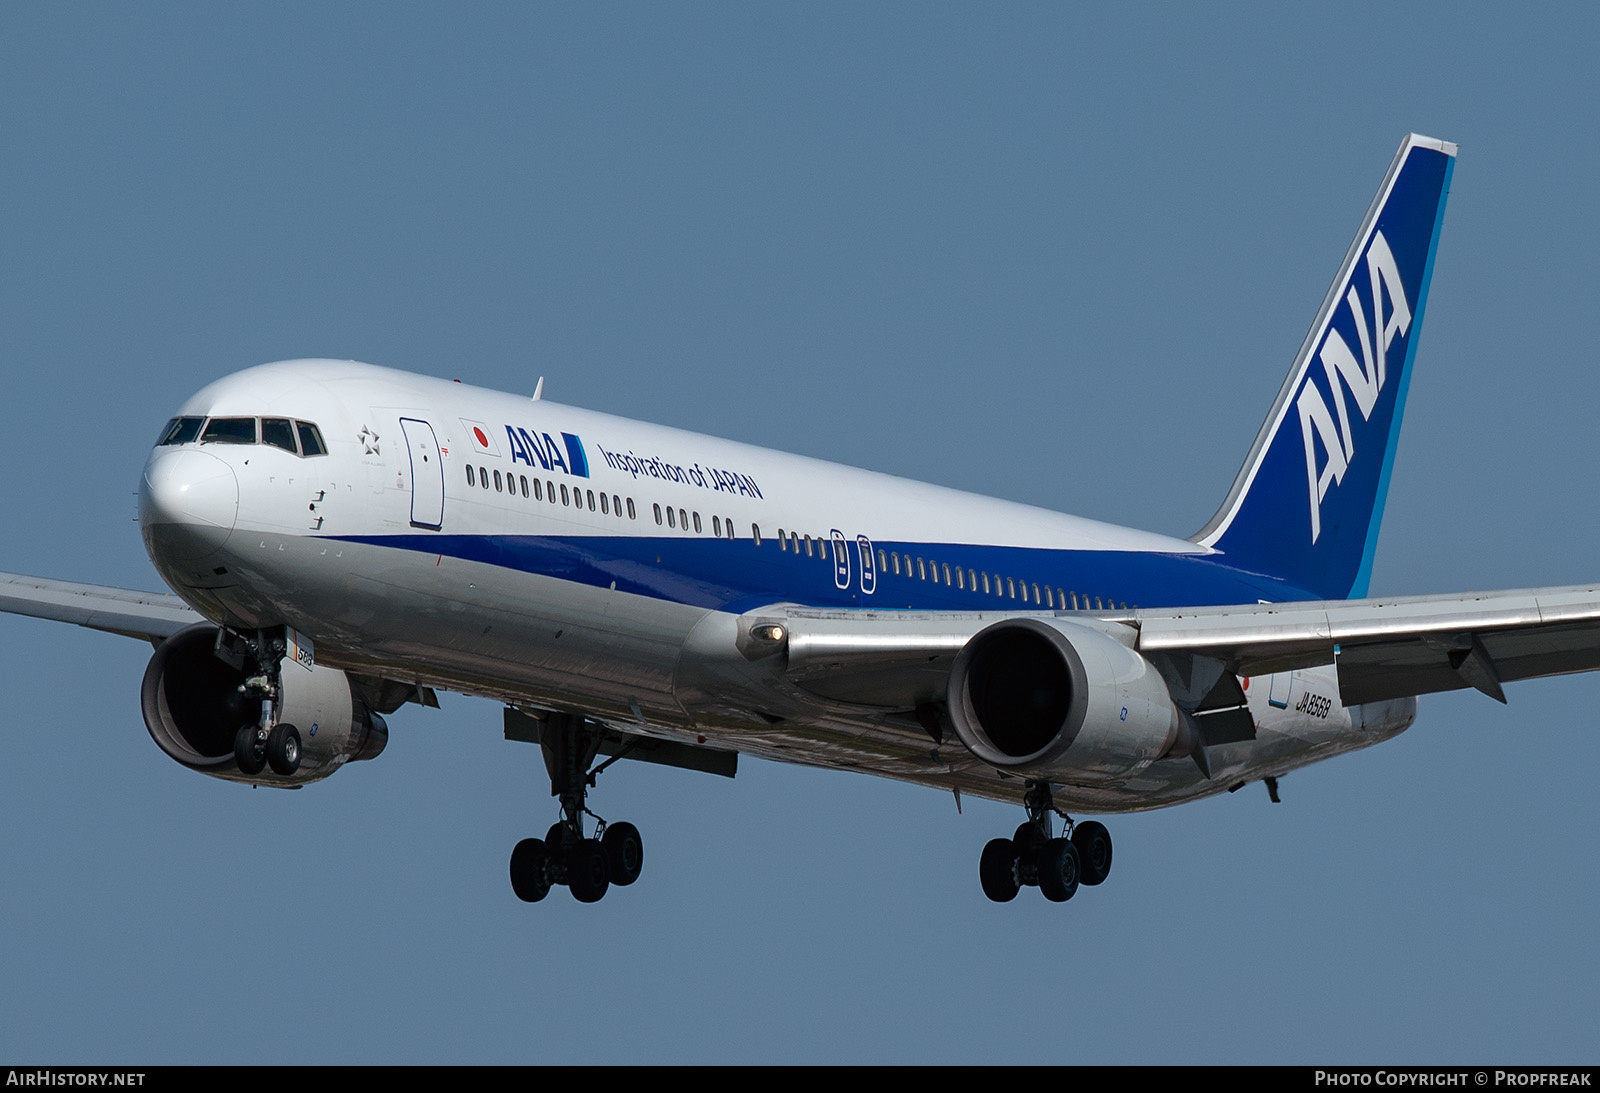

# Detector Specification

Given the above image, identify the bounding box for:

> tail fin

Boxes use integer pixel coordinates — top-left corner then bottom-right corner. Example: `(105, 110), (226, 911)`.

(1192, 133), (1456, 600)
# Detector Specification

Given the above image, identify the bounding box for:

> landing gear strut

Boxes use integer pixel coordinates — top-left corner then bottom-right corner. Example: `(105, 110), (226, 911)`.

(508, 712), (644, 904)
(226, 629), (302, 778)
(978, 781), (1113, 904)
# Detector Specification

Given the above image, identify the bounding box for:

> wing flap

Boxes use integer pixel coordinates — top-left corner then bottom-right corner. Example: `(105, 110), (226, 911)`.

(739, 585), (1600, 713)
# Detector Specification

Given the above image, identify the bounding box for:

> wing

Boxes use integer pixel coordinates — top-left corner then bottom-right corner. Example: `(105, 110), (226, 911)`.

(0, 571), (199, 646)
(739, 584), (1600, 710)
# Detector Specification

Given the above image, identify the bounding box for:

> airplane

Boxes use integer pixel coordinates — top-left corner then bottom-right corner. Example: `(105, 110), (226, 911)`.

(5, 131), (1599, 907)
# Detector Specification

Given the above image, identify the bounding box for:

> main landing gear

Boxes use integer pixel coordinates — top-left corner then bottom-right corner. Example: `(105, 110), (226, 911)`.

(978, 781), (1113, 904)
(508, 712), (645, 904)
(226, 629), (303, 778)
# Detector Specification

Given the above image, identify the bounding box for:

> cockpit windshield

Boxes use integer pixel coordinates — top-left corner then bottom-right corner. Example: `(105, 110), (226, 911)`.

(155, 417), (204, 446)
(200, 417), (257, 444)
(155, 415), (328, 457)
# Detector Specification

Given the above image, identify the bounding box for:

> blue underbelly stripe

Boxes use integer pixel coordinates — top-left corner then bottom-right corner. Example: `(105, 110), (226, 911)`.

(321, 532), (1320, 613)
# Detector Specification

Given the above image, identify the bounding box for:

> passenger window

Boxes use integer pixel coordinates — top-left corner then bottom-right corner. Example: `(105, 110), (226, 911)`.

(546, 480), (556, 503)
(943, 563), (953, 586)
(693, 512), (702, 534)
(494, 469), (503, 492)
(751, 524), (761, 545)
(667, 507), (676, 528)
(1032, 583), (1041, 604)
(654, 503), (663, 525)
(560, 483), (570, 506)
(679, 508), (688, 530)
(877, 549), (888, 572)
(712, 515), (721, 537)
(804, 535), (814, 558)
(521, 475), (529, 498)
(725, 518), (735, 540)
(778, 528), (787, 550)
(262, 418), (297, 453)
(916, 558), (926, 580)
(613, 495), (622, 516)
(627, 498), (636, 520)
(201, 417), (256, 444)
(296, 422), (328, 457)
(479, 466), (490, 489)
(587, 489), (596, 511)
(1045, 587), (1053, 608)
(956, 568), (965, 590)
(602, 493), (611, 515)
(156, 417), (205, 446)
(532, 478), (542, 500)
(466, 465), (476, 488)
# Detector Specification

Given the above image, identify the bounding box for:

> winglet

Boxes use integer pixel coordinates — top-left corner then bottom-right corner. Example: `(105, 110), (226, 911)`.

(1193, 134), (1457, 600)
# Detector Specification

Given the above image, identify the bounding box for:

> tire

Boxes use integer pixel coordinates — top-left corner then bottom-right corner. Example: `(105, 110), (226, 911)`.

(1012, 821), (1043, 886)
(265, 723), (301, 776)
(1038, 837), (1080, 903)
(568, 839), (610, 903)
(978, 838), (1020, 903)
(545, 822), (569, 854)
(601, 822), (643, 886)
(233, 724), (266, 776)
(509, 838), (550, 903)
(1072, 821), (1113, 886)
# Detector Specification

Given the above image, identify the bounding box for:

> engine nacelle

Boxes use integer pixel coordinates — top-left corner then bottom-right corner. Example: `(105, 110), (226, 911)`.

(140, 623), (388, 787)
(947, 617), (1180, 783)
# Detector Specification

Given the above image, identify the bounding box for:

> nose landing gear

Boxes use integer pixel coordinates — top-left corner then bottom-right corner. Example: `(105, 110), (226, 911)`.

(978, 782), (1113, 904)
(507, 712), (645, 904)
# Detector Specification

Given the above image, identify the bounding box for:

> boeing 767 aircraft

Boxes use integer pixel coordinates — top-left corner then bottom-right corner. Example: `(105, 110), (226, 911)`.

(6, 133), (1596, 906)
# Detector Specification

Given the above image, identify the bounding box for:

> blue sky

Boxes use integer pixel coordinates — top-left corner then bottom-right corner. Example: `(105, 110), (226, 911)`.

(2, 4), (1597, 1063)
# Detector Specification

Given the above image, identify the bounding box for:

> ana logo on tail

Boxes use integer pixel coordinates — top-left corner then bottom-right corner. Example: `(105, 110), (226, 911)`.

(1297, 229), (1412, 542)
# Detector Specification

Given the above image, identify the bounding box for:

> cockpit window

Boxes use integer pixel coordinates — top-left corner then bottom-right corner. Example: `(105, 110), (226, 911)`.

(296, 421), (327, 457)
(156, 417), (204, 446)
(261, 418), (298, 454)
(201, 417), (258, 444)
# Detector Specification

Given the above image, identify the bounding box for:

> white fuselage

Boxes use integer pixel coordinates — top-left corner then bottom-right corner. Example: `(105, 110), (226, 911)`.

(137, 359), (1416, 811)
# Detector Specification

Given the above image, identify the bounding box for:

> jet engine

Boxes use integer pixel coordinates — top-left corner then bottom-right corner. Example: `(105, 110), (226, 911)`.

(947, 617), (1186, 783)
(140, 623), (387, 787)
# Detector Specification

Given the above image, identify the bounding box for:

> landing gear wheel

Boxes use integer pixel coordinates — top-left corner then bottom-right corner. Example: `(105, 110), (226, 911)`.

(979, 838), (1020, 903)
(545, 822), (569, 855)
(568, 838), (610, 903)
(1072, 821), (1113, 886)
(233, 724), (266, 776)
(1038, 837), (1080, 903)
(602, 822), (643, 886)
(266, 723), (302, 776)
(509, 838), (550, 903)
(1012, 820), (1045, 886)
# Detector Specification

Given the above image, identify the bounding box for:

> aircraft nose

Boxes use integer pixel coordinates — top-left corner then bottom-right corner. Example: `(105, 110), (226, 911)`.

(139, 449), (240, 561)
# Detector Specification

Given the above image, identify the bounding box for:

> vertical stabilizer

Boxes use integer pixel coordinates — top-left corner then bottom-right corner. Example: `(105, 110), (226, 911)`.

(1192, 134), (1456, 600)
